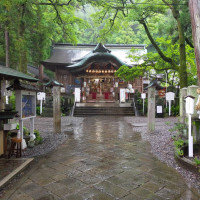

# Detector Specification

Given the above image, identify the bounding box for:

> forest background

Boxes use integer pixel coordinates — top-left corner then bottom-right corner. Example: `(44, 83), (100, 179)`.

(0, 0), (196, 88)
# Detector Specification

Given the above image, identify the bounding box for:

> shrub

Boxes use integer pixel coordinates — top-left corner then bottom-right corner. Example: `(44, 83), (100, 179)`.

(194, 157), (200, 166)
(165, 105), (179, 116)
(36, 106), (40, 115)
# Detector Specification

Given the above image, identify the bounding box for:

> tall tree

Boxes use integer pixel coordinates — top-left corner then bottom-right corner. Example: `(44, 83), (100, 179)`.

(189, 0), (200, 85)
(89, 0), (192, 88)
(0, 0), (88, 72)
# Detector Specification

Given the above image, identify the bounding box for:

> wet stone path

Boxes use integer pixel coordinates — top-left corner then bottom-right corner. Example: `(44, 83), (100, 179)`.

(3, 117), (200, 200)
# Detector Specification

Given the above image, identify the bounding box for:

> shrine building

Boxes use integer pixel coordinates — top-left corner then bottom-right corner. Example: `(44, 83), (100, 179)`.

(41, 43), (147, 103)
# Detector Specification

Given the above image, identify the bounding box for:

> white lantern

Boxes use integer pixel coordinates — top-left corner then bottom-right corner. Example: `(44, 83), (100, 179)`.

(115, 82), (118, 87)
(130, 88), (135, 93)
(185, 96), (195, 114)
(125, 88), (130, 93)
(127, 84), (132, 89)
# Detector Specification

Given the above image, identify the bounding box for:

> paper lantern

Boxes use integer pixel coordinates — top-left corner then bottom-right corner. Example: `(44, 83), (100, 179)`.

(127, 84), (132, 89)
(130, 88), (135, 93)
(126, 88), (130, 93)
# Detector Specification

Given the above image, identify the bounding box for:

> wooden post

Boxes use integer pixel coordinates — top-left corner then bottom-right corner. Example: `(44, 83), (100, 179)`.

(53, 86), (61, 133)
(189, 0), (200, 85)
(39, 65), (44, 82)
(147, 87), (155, 133)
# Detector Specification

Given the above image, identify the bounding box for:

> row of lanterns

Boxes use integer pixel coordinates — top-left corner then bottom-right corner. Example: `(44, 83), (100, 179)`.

(85, 69), (117, 73)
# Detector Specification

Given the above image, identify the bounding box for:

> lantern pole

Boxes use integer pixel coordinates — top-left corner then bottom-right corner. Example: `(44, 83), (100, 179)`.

(188, 113), (193, 157)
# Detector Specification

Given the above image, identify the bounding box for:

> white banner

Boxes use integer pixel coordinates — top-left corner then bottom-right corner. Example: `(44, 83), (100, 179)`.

(120, 89), (126, 103)
(75, 88), (81, 102)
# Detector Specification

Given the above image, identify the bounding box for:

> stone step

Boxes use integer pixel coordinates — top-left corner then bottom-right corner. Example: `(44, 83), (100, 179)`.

(74, 106), (134, 116)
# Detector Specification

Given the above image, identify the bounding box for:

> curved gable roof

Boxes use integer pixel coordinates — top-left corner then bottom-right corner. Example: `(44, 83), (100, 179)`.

(66, 43), (132, 72)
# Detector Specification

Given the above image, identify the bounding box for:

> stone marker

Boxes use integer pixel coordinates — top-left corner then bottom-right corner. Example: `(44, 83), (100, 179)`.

(53, 86), (61, 133)
(147, 87), (155, 133)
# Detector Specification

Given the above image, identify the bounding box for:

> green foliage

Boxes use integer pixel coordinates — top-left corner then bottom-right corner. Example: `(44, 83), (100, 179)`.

(0, 0), (88, 70)
(36, 106), (40, 116)
(174, 139), (185, 157)
(165, 105), (180, 116)
(15, 123), (42, 143)
(34, 129), (43, 144)
(174, 139), (185, 149)
(9, 92), (16, 111)
(169, 122), (187, 135)
(175, 148), (184, 157)
(170, 122), (187, 157)
(16, 123), (30, 136)
(194, 157), (200, 166)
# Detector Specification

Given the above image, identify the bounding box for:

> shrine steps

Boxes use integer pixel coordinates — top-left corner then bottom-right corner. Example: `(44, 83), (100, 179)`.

(73, 106), (135, 117)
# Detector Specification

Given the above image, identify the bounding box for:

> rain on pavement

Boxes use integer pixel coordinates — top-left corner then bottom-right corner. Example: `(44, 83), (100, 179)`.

(3, 116), (200, 200)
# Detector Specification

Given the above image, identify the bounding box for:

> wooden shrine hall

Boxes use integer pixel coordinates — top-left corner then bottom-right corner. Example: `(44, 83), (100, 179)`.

(41, 43), (146, 103)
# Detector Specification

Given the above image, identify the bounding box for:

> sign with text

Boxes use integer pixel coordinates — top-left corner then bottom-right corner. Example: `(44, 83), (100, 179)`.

(37, 92), (46, 101)
(141, 93), (146, 99)
(156, 105), (163, 114)
(166, 92), (175, 101)
(120, 88), (126, 103)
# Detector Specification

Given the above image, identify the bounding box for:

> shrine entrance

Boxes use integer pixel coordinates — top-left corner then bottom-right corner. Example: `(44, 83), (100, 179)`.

(84, 77), (115, 102)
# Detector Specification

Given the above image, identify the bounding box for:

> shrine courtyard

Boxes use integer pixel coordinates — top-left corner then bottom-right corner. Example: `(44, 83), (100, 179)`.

(2, 116), (200, 200)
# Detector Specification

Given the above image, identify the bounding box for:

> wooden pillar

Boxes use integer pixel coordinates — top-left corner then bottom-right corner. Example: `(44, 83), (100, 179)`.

(147, 87), (155, 133)
(53, 86), (61, 133)
(39, 65), (44, 82)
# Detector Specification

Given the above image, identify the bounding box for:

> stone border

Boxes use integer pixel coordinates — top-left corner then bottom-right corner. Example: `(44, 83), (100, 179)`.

(175, 154), (200, 174)
(0, 158), (33, 189)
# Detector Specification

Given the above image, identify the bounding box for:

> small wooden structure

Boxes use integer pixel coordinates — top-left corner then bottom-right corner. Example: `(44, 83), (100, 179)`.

(0, 65), (38, 156)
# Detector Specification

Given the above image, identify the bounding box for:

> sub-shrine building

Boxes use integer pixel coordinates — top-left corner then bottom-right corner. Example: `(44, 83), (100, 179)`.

(41, 43), (147, 103)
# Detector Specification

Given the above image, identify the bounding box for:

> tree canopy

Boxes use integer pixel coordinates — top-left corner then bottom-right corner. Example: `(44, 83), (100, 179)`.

(0, 0), (197, 88)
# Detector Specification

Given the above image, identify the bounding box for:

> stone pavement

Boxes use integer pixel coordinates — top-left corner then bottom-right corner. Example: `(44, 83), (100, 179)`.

(2, 116), (200, 200)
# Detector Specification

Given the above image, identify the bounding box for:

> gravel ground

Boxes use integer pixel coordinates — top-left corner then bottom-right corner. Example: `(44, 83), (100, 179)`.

(23, 116), (84, 157)
(125, 116), (200, 193)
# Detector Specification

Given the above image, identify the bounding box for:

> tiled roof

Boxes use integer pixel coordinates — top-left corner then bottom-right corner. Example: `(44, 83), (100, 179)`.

(0, 65), (38, 82)
(7, 80), (40, 92)
(44, 79), (63, 87)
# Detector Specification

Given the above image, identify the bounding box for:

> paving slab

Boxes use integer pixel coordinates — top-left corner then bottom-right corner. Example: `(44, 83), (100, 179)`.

(0, 158), (33, 189)
(1, 116), (200, 200)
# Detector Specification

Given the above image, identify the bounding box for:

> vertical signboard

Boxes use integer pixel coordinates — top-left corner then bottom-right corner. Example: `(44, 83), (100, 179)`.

(120, 88), (126, 103)
(75, 88), (81, 102)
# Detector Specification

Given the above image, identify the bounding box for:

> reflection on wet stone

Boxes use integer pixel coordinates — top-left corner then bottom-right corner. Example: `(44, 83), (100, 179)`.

(5, 116), (200, 200)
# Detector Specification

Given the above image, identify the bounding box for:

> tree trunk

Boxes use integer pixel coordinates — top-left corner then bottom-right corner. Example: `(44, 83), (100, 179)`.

(170, 5), (187, 88)
(18, 3), (27, 73)
(189, 0), (200, 86)
(177, 16), (188, 88)
(5, 28), (9, 68)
